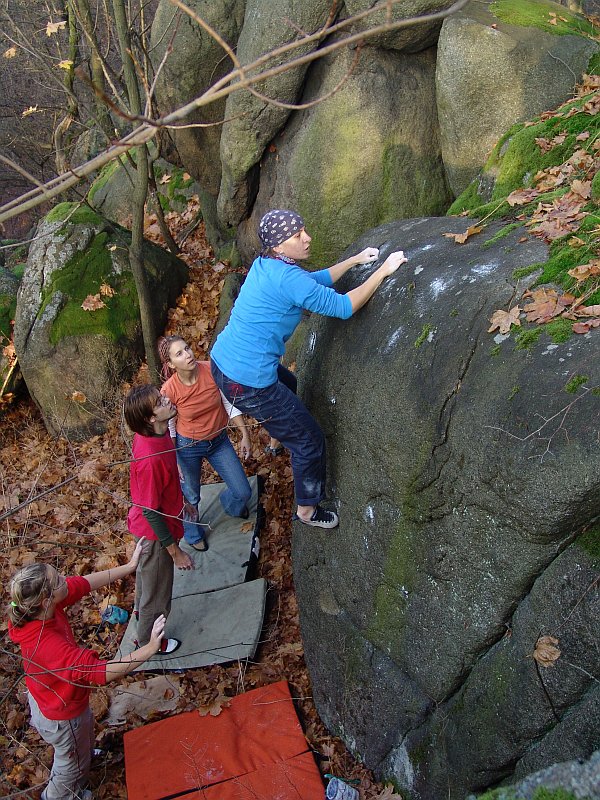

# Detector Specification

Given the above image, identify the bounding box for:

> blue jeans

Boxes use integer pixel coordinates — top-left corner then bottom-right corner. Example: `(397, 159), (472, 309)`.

(211, 361), (325, 507)
(176, 429), (252, 544)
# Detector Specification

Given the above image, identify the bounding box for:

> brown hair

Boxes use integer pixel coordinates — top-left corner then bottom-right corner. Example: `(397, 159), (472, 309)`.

(123, 384), (160, 436)
(9, 564), (52, 627)
(157, 335), (186, 382)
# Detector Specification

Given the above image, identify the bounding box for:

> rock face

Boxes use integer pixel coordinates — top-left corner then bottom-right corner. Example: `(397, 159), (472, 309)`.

(237, 44), (452, 267)
(436, 1), (599, 196)
(149, 0), (597, 261)
(291, 216), (600, 799)
(14, 205), (188, 438)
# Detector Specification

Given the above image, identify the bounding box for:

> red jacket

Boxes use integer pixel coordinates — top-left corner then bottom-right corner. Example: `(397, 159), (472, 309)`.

(127, 431), (184, 541)
(8, 576), (107, 720)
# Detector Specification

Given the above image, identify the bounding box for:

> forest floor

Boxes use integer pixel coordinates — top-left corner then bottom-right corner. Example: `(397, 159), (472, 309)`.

(0, 201), (400, 800)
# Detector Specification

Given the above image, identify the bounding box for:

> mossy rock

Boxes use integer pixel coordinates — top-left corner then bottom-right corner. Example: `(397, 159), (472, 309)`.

(88, 154), (200, 224)
(436, 0), (598, 196)
(14, 203), (189, 438)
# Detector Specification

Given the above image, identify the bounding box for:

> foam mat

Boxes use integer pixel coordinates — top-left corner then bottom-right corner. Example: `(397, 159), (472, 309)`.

(174, 474), (261, 594)
(117, 578), (267, 670)
(124, 681), (324, 800)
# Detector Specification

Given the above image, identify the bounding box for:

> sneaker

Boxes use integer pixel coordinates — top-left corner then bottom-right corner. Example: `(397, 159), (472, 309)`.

(297, 505), (339, 529)
(191, 537), (208, 551)
(159, 638), (181, 655)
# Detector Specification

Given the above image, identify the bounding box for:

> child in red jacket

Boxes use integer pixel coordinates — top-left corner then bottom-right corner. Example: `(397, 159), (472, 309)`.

(8, 540), (165, 800)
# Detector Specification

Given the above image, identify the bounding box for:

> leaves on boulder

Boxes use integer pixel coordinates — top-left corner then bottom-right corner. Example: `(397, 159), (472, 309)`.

(533, 635), (561, 667)
(488, 306), (521, 334)
(522, 288), (575, 323)
(442, 225), (484, 244)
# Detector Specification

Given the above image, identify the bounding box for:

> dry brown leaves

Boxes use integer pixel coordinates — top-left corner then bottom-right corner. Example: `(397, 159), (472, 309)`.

(488, 306), (521, 334)
(442, 224), (484, 244)
(533, 635), (561, 668)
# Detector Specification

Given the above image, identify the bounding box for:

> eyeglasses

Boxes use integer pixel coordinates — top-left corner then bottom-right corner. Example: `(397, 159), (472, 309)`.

(154, 394), (172, 408)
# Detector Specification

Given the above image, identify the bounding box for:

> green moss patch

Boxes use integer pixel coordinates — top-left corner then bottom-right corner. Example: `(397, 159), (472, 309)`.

(0, 294), (16, 339)
(477, 786), (581, 800)
(491, 0), (597, 39)
(38, 232), (138, 345)
(46, 202), (104, 227)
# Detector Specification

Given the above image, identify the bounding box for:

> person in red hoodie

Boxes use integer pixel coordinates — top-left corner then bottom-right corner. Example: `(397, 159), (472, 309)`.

(124, 383), (195, 655)
(8, 540), (165, 800)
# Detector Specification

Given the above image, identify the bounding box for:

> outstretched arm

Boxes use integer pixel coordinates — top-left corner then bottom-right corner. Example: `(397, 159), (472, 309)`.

(346, 251), (407, 314)
(104, 614), (166, 680)
(84, 539), (147, 591)
(327, 247), (380, 283)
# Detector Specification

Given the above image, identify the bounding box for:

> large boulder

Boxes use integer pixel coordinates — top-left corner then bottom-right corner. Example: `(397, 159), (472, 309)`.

(345, 0), (455, 52)
(14, 204), (188, 438)
(217, 0), (335, 227)
(237, 44), (453, 266)
(291, 216), (599, 798)
(436, 0), (599, 196)
(88, 155), (201, 225)
(150, 0), (246, 242)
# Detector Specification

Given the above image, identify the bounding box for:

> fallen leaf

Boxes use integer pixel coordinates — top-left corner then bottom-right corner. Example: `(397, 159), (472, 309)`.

(159, 174), (171, 184)
(46, 20), (67, 36)
(4, 47), (17, 59)
(198, 693), (231, 717)
(576, 131), (590, 141)
(443, 225), (483, 244)
(57, 59), (73, 70)
(182, 172), (191, 180)
(22, 106), (39, 117)
(523, 288), (574, 323)
(533, 635), (561, 667)
(77, 459), (108, 485)
(100, 283), (116, 297)
(570, 180), (591, 200)
(575, 303), (600, 317)
(568, 237), (586, 248)
(71, 391), (87, 403)
(81, 294), (106, 311)
(507, 188), (539, 207)
(573, 319), (600, 334)
(567, 261), (600, 281)
(240, 521), (254, 533)
(488, 306), (521, 334)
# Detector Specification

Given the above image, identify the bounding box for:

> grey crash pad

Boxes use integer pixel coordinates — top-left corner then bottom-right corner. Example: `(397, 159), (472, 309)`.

(175, 474), (261, 594)
(117, 578), (267, 670)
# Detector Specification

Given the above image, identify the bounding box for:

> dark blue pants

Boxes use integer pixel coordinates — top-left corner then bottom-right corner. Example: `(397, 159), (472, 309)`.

(211, 361), (325, 507)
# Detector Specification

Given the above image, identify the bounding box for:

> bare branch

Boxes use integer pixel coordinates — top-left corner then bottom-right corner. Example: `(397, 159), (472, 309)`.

(0, 0), (469, 223)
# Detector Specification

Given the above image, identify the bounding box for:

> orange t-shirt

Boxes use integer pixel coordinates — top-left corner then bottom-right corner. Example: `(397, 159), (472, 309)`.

(162, 361), (230, 441)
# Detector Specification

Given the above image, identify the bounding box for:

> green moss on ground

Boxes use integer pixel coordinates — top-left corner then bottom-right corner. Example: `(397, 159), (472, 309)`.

(491, 0), (597, 38)
(38, 232), (138, 345)
(484, 223), (524, 247)
(449, 82), (600, 348)
(414, 324), (432, 348)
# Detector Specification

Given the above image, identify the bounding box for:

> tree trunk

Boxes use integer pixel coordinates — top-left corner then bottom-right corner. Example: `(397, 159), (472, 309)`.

(111, 0), (159, 379)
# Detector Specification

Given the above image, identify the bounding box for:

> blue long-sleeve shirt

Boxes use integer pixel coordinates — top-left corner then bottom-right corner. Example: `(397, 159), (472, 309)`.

(211, 255), (353, 387)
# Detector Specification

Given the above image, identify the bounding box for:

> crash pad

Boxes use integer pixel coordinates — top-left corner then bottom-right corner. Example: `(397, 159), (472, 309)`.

(124, 681), (324, 800)
(116, 578), (267, 670)
(174, 474), (262, 594)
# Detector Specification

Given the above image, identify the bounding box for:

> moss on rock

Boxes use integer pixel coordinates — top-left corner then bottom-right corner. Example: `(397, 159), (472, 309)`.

(38, 232), (138, 345)
(491, 0), (597, 39)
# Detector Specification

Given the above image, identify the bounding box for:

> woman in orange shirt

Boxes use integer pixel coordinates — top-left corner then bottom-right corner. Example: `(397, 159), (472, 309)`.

(159, 335), (252, 551)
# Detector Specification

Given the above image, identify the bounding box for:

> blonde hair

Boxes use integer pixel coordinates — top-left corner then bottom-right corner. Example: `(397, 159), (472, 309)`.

(9, 564), (52, 627)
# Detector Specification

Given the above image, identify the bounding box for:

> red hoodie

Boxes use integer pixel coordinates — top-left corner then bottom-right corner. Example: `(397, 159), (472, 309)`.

(8, 576), (108, 720)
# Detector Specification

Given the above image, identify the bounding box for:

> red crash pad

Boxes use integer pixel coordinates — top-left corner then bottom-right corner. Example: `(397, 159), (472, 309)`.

(124, 680), (324, 800)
